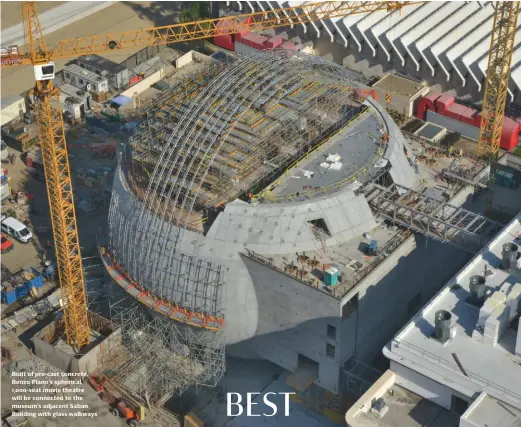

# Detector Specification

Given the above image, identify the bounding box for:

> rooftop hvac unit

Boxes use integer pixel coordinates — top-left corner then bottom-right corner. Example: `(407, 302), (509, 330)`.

(434, 310), (452, 343)
(502, 242), (519, 273)
(469, 275), (486, 306)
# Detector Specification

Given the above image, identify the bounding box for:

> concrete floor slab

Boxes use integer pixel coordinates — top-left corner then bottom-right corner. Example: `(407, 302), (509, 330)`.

(193, 358), (341, 427)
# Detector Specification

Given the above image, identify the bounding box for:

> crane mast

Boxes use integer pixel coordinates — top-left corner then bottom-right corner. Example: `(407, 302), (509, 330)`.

(23, 1), (90, 348)
(477, 2), (519, 216)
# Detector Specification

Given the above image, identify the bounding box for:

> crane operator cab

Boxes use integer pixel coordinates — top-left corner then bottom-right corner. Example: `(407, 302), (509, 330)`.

(33, 62), (55, 81)
(1, 215), (32, 243)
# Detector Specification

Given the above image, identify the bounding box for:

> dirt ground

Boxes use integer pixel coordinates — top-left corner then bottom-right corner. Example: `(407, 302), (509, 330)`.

(1, 330), (180, 427)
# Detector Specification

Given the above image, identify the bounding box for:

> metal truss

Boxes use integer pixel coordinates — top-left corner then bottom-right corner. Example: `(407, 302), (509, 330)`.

(105, 51), (373, 399)
(7, 2), (420, 66)
(441, 158), (490, 189)
(367, 183), (504, 251)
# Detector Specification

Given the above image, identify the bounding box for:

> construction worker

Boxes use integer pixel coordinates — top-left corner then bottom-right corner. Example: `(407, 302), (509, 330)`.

(448, 146), (454, 156)
(459, 148), (464, 157)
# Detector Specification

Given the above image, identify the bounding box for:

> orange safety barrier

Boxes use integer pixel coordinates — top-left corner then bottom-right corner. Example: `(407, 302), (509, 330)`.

(100, 247), (224, 331)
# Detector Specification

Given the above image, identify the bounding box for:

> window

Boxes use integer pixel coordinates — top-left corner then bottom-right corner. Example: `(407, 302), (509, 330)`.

(327, 324), (336, 339)
(407, 292), (422, 316)
(64, 72), (70, 79)
(342, 294), (359, 318)
(326, 343), (336, 359)
(79, 78), (84, 85)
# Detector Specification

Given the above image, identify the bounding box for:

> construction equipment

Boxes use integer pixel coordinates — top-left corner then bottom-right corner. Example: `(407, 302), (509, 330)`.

(21, 1), (90, 348)
(4, 2), (422, 67)
(7, 0), (515, 352)
(477, 2), (520, 215)
(89, 375), (145, 426)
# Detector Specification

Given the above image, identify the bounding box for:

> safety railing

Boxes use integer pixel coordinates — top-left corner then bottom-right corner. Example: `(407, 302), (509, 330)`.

(99, 246), (224, 331)
(392, 338), (521, 403)
(253, 108), (387, 204)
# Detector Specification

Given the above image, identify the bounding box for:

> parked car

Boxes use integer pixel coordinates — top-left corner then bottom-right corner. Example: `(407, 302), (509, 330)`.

(0, 215), (32, 243)
(1, 233), (14, 253)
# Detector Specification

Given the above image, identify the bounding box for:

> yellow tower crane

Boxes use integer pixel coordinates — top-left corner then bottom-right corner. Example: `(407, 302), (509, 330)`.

(21, 1), (90, 348)
(11, 0), (419, 349)
(6, 0), (517, 348)
(477, 2), (520, 216)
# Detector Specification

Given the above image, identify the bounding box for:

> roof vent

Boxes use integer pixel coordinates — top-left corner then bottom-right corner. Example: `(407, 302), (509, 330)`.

(469, 275), (486, 306)
(434, 310), (452, 343)
(502, 242), (519, 273)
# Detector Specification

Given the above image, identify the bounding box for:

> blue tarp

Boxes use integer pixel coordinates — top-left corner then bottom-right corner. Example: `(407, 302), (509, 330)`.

(111, 95), (133, 107)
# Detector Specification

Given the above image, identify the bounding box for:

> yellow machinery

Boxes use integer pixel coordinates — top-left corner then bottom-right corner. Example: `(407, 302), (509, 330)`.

(22, 2), (89, 348)
(477, 2), (520, 215)
(6, 0), (518, 348)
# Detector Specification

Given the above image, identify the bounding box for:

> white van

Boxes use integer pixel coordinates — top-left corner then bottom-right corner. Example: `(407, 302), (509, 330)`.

(0, 215), (32, 243)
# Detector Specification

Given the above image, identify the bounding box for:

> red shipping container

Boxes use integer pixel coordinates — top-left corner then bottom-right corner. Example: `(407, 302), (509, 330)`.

(460, 107), (477, 126)
(416, 92), (441, 120)
(474, 113), (483, 128)
(501, 117), (520, 151)
(213, 34), (235, 51)
(252, 34), (268, 50)
(435, 94), (455, 115)
(445, 103), (469, 121)
(265, 35), (284, 49)
(280, 41), (297, 52)
(240, 32), (258, 48)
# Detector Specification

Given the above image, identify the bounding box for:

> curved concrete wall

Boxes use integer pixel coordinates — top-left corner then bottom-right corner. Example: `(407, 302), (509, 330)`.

(107, 53), (415, 352)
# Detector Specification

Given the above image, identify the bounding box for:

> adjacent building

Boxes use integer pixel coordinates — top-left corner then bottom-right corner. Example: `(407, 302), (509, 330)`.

(0, 94), (25, 127)
(62, 64), (109, 93)
(77, 54), (130, 90)
(346, 211), (521, 426)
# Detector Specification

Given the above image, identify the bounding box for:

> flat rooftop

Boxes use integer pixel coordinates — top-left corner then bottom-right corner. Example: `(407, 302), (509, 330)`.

(461, 393), (521, 427)
(78, 54), (127, 74)
(243, 134), (476, 300)
(373, 73), (426, 98)
(415, 123), (445, 140)
(385, 211), (521, 408)
(245, 224), (410, 300)
(354, 384), (459, 427)
(270, 113), (385, 199)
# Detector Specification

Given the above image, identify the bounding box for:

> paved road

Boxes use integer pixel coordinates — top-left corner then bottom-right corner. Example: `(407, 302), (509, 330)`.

(0, 1), (64, 29)
(1, 1), (172, 99)
(1, 1), (112, 47)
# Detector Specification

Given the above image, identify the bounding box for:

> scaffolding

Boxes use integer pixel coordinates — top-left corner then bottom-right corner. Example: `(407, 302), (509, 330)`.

(105, 51), (370, 400)
(102, 286), (226, 405)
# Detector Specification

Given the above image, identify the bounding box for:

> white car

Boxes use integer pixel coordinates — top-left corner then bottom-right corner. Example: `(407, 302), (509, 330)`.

(0, 215), (32, 243)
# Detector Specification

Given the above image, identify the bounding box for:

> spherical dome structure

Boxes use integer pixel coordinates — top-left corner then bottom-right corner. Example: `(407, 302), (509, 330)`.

(105, 50), (414, 369)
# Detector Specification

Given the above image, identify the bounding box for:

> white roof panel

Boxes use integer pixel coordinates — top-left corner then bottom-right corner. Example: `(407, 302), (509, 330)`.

(441, 6), (495, 83)
(399, 2), (462, 71)
(415, 2), (481, 76)
(386, 3), (445, 66)
(371, 5), (424, 61)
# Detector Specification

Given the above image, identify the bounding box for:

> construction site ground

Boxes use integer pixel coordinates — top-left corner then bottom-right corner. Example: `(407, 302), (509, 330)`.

(192, 357), (341, 427)
(1, 330), (180, 427)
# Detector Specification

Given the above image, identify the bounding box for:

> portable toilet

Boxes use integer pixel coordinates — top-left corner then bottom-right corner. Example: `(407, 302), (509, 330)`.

(367, 240), (378, 256)
(324, 267), (339, 286)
